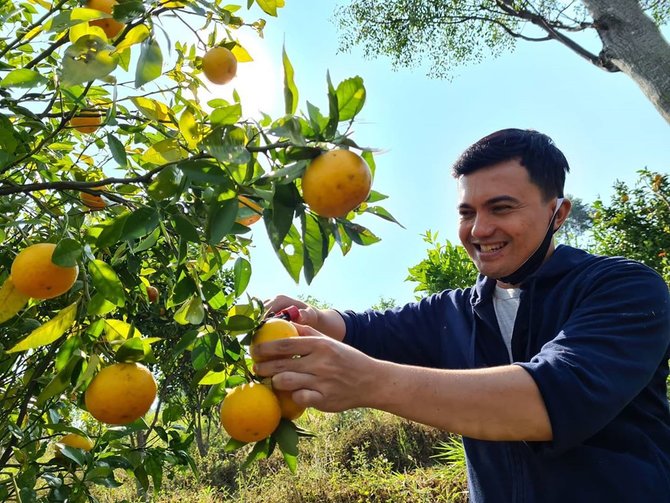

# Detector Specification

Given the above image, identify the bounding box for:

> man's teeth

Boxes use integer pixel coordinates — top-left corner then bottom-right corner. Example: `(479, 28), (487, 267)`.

(480, 243), (505, 252)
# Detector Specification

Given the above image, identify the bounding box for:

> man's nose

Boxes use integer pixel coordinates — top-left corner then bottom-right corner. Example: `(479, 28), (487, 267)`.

(471, 214), (495, 238)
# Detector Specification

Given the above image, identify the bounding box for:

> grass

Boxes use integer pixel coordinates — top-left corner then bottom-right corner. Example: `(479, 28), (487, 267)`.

(94, 409), (468, 502)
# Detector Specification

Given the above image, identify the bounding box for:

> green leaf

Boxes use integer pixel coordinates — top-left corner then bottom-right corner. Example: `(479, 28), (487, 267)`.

(210, 104), (242, 126)
(122, 207), (160, 240)
(275, 419), (299, 473)
(7, 302), (78, 353)
(115, 337), (154, 363)
(172, 214), (200, 242)
(190, 332), (217, 370)
(256, 0), (282, 16)
(141, 138), (187, 165)
(282, 45), (298, 115)
(174, 295), (205, 325)
(233, 257), (251, 297)
(364, 206), (405, 227)
(206, 198), (238, 244)
(324, 71), (339, 138)
(273, 225), (303, 283)
(341, 221), (380, 246)
(53, 238), (82, 267)
(107, 133), (127, 167)
(148, 165), (182, 200)
(0, 69), (47, 89)
(178, 159), (229, 184)
(89, 260), (125, 307)
(36, 354), (83, 407)
(336, 76), (366, 121)
(242, 438), (271, 469)
(264, 183), (297, 249)
(135, 38), (163, 88)
(301, 212), (329, 284)
(97, 213), (130, 248)
(60, 35), (119, 87)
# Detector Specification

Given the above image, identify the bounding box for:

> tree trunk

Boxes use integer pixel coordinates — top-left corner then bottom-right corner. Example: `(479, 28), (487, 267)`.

(582, 0), (670, 124)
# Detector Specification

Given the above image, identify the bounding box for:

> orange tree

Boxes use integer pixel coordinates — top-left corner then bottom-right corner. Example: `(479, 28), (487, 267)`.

(0, 0), (399, 500)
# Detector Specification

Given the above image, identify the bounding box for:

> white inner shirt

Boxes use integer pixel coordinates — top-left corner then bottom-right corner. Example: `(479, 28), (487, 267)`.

(493, 284), (522, 362)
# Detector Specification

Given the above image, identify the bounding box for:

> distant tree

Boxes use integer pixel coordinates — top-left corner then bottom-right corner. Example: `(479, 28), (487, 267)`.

(556, 194), (593, 248)
(371, 296), (398, 310)
(591, 169), (670, 283)
(334, 1), (670, 124)
(406, 231), (479, 297)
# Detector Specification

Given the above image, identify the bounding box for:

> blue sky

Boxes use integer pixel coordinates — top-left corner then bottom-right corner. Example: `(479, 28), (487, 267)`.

(222, 2), (669, 311)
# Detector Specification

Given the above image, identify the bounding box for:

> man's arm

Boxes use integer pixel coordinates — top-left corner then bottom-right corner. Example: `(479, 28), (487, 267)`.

(252, 325), (552, 441)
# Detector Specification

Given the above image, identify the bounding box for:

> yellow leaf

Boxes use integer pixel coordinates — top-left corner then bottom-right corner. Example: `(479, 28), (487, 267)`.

(7, 302), (78, 353)
(0, 278), (29, 324)
(141, 138), (188, 165)
(115, 24), (150, 52)
(130, 96), (174, 127)
(104, 319), (142, 341)
(231, 44), (253, 63)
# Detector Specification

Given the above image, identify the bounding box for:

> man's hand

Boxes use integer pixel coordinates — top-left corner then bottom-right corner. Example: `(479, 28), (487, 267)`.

(251, 323), (379, 412)
(263, 295), (347, 341)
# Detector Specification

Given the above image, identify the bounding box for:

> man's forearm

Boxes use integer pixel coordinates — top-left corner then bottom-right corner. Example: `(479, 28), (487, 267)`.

(366, 361), (553, 441)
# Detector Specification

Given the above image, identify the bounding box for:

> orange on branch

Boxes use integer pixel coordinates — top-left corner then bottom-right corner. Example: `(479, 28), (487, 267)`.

(84, 362), (157, 425)
(69, 114), (102, 134)
(302, 149), (372, 218)
(10, 243), (79, 300)
(146, 285), (159, 303)
(274, 388), (306, 420)
(201, 47), (238, 85)
(219, 382), (281, 443)
(80, 186), (107, 209)
(250, 317), (298, 363)
(236, 196), (262, 227)
(86, 0), (125, 39)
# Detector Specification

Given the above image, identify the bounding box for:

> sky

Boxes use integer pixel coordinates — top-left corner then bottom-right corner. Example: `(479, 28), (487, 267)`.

(202, 2), (669, 311)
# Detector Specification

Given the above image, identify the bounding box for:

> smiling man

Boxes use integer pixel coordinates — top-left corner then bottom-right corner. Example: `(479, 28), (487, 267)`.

(255, 129), (670, 502)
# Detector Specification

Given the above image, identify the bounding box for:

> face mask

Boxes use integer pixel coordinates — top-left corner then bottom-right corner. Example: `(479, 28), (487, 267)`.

(497, 198), (564, 285)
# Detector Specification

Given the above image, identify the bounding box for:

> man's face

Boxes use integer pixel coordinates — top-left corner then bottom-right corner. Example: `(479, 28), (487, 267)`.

(457, 159), (558, 284)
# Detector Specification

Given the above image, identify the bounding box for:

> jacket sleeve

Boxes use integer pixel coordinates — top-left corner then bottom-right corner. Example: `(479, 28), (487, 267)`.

(341, 290), (464, 367)
(516, 259), (670, 454)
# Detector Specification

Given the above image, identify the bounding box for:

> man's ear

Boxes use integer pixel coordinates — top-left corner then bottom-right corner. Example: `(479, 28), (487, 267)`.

(554, 198), (572, 232)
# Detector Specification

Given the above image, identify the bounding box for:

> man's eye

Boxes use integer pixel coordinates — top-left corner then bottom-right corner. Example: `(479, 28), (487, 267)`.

(459, 212), (474, 220)
(492, 206), (512, 213)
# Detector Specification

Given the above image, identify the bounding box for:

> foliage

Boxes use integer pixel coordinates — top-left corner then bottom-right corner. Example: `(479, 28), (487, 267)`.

(591, 169), (670, 284)
(406, 231), (479, 296)
(334, 0), (669, 79)
(555, 194), (593, 248)
(94, 409), (465, 503)
(0, 1), (399, 500)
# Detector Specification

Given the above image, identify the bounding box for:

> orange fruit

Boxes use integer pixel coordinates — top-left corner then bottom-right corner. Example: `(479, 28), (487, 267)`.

(70, 114), (102, 134)
(201, 47), (237, 85)
(86, 0), (125, 39)
(11, 243), (79, 300)
(274, 388), (306, 420)
(250, 318), (298, 363)
(236, 196), (262, 227)
(85, 362), (157, 425)
(56, 433), (94, 456)
(80, 186), (107, 209)
(302, 149), (372, 218)
(219, 382), (281, 443)
(146, 285), (159, 303)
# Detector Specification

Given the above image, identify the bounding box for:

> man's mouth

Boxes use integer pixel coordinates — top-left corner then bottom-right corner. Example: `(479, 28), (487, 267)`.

(476, 242), (507, 253)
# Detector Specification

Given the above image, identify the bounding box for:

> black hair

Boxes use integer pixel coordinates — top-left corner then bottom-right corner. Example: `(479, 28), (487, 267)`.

(451, 128), (569, 200)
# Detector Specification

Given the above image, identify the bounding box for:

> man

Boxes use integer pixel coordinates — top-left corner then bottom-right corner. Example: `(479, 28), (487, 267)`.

(253, 129), (670, 502)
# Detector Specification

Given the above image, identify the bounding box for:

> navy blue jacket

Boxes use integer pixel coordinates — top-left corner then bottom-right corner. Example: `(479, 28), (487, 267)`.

(341, 245), (670, 502)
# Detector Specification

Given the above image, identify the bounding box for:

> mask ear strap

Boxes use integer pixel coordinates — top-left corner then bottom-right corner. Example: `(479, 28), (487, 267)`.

(497, 197), (564, 285)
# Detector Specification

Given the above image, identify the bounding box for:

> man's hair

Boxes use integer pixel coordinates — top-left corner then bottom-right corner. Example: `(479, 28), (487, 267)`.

(452, 128), (570, 200)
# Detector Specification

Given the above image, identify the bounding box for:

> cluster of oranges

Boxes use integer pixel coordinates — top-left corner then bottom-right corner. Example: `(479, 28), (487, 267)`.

(219, 318), (304, 443)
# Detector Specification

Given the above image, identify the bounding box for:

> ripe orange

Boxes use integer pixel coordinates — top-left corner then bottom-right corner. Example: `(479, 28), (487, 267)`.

(85, 362), (157, 425)
(86, 0), (125, 39)
(56, 433), (94, 456)
(80, 186), (107, 209)
(274, 388), (306, 420)
(250, 318), (298, 363)
(11, 243), (79, 299)
(70, 114), (102, 134)
(201, 47), (237, 85)
(301, 149), (372, 218)
(219, 382), (281, 443)
(236, 196), (262, 227)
